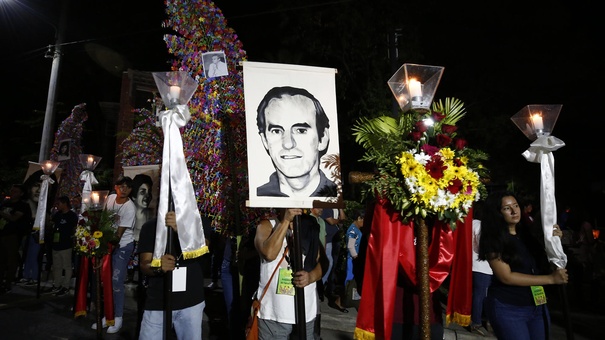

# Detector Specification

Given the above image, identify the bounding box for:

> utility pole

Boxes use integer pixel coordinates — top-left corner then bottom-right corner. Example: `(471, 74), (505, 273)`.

(38, 0), (68, 162)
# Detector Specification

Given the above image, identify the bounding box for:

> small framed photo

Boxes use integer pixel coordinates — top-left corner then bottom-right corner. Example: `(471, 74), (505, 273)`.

(202, 51), (229, 78)
(57, 139), (71, 161)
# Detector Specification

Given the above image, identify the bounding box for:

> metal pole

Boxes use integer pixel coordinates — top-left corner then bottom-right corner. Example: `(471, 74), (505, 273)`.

(560, 284), (574, 340)
(38, 0), (68, 162)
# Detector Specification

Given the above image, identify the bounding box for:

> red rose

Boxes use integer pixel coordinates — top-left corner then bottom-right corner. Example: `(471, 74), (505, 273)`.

(436, 134), (452, 147)
(421, 144), (440, 155)
(411, 131), (423, 141)
(441, 124), (457, 134)
(432, 110), (446, 122)
(415, 120), (428, 133)
(454, 138), (467, 150)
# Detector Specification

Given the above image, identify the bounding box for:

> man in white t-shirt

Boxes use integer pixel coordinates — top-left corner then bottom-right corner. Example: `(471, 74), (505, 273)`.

(92, 176), (136, 334)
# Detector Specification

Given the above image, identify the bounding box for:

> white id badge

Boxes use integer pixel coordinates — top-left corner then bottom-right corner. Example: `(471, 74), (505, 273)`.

(172, 267), (187, 292)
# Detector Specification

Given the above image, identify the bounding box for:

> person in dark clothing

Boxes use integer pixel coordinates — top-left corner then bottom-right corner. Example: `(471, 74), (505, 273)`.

(478, 191), (568, 340)
(50, 196), (78, 296)
(137, 212), (208, 340)
(0, 184), (32, 293)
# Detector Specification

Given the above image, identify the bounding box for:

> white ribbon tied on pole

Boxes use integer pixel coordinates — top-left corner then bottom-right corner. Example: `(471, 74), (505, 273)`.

(33, 174), (54, 243)
(154, 105), (207, 264)
(522, 135), (567, 268)
(80, 170), (98, 213)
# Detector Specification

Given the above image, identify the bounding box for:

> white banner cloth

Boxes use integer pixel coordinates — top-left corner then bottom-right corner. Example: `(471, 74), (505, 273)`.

(154, 105), (207, 265)
(33, 174), (54, 243)
(522, 135), (567, 268)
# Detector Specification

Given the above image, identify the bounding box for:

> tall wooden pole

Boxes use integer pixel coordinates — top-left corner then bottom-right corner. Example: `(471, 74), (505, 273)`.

(293, 215), (306, 340)
(163, 187), (174, 340)
(417, 219), (430, 340)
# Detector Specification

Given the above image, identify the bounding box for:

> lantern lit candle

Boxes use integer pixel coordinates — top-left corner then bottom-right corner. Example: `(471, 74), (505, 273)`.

(87, 156), (94, 169)
(169, 85), (181, 101)
(91, 192), (99, 205)
(531, 113), (544, 130)
(409, 79), (422, 98)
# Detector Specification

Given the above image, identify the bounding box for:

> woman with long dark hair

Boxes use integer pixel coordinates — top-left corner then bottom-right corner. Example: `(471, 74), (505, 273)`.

(478, 190), (568, 339)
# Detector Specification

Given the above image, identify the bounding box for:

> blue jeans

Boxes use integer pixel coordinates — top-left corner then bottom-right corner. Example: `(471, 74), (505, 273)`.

(344, 256), (354, 286)
(471, 272), (492, 326)
(258, 318), (317, 340)
(221, 257), (234, 319)
(23, 234), (40, 280)
(139, 301), (205, 340)
(485, 296), (550, 340)
(112, 241), (134, 317)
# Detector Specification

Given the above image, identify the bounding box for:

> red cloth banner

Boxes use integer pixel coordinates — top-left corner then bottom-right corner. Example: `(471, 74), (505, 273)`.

(445, 207), (473, 326)
(354, 199), (465, 339)
(74, 254), (115, 325)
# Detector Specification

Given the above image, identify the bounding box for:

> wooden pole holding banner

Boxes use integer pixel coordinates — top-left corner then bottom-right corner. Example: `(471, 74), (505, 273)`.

(292, 215), (306, 340)
(163, 185), (174, 340)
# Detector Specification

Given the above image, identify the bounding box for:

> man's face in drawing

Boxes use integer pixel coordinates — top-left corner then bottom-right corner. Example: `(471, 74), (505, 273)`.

(260, 94), (329, 180)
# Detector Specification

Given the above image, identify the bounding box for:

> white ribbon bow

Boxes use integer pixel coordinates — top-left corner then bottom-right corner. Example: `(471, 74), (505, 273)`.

(522, 135), (567, 268)
(33, 174), (55, 243)
(154, 105), (207, 264)
(80, 170), (99, 213)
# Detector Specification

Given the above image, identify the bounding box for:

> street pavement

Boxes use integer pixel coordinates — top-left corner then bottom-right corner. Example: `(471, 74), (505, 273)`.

(0, 275), (602, 339)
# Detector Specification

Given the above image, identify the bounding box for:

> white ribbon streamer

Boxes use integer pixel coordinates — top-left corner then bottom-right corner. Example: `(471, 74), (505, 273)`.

(80, 170), (99, 213)
(522, 135), (567, 268)
(33, 174), (55, 243)
(154, 105), (207, 265)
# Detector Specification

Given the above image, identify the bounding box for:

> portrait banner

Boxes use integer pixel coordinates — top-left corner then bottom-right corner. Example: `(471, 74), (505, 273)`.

(243, 61), (342, 209)
(123, 164), (161, 241)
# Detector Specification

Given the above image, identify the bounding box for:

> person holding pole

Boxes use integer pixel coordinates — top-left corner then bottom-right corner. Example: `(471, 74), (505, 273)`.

(254, 208), (326, 340)
(137, 211), (208, 339)
(478, 191), (568, 340)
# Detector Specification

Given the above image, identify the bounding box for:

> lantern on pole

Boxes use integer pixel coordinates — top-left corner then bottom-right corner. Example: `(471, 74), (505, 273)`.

(79, 154), (102, 214)
(390, 63), (444, 340)
(511, 104), (567, 268)
(388, 63), (444, 112)
(33, 160), (60, 244)
(152, 70), (205, 336)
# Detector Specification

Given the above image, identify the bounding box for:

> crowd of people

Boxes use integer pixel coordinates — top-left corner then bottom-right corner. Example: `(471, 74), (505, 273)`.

(4, 167), (603, 339)
(0, 170), (364, 339)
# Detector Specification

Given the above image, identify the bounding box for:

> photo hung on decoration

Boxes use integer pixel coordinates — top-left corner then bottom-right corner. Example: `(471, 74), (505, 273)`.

(243, 61), (342, 209)
(58, 139), (72, 161)
(202, 51), (229, 78)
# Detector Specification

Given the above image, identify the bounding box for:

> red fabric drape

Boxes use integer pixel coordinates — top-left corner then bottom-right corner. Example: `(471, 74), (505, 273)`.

(74, 254), (114, 325)
(445, 207), (473, 326)
(354, 199), (465, 340)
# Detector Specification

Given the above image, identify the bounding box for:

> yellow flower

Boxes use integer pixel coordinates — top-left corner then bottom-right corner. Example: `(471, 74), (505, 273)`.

(93, 231), (103, 239)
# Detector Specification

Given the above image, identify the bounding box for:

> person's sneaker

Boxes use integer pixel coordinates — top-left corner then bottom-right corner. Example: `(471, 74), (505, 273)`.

(54, 287), (68, 297)
(107, 317), (122, 334)
(42, 286), (59, 294)
(91, 317), (108, 330)
(24, 280), (38, 287)
(469, 324), (488, 336)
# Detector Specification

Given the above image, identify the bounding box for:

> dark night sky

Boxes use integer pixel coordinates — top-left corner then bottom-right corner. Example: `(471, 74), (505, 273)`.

(1, 0), (602, 209)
